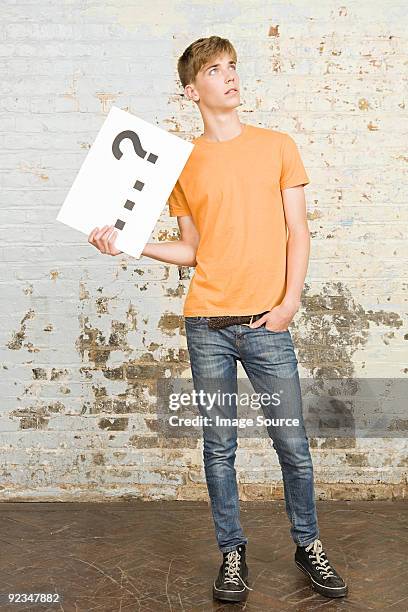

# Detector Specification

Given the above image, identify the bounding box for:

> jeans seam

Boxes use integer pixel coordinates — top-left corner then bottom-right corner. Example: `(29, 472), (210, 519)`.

(220, 542), (248, 553)
(284, 466), (319, 546)
(283, 474), (298, 536)
(298, 534), (319, 547)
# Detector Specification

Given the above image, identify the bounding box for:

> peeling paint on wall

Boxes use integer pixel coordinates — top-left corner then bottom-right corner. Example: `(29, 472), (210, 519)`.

(1, 1), (407, 501)
(292, 281), (403, 378)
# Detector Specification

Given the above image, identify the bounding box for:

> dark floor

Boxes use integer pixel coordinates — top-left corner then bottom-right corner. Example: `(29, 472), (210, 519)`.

(0, 500), (407, 611)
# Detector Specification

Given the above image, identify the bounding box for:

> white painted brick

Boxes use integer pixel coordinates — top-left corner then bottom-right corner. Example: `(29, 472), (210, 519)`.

(1, 0), (407, 501)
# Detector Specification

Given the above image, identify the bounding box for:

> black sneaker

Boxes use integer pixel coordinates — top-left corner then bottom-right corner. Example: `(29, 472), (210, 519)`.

(213, 544), (253, 603)
(295, 538), (348, 598)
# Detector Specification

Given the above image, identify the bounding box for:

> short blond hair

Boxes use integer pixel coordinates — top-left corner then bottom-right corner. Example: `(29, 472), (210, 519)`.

(177, 35), (238, 89)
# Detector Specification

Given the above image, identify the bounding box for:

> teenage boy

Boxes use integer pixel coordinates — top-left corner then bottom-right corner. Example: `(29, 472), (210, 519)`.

(88, 35), (348, 603)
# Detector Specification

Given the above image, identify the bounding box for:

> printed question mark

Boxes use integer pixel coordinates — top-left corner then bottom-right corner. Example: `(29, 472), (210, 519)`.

(111, 130), (159, 231)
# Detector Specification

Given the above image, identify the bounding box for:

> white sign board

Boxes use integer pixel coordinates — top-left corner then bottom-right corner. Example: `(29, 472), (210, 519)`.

(56, 106), (194, 258)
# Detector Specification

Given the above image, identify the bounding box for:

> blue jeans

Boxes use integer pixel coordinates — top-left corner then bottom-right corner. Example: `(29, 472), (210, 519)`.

(184, 316), (319, 553)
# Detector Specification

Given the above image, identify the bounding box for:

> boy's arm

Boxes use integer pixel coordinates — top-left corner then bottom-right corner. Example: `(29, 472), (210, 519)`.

(281, 184), (310, 311)
(141, 214), (199, 267)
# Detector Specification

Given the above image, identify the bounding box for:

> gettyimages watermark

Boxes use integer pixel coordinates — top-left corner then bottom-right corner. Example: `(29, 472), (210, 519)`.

(165, 385), (299, 431)
(155, 377), (408, 439)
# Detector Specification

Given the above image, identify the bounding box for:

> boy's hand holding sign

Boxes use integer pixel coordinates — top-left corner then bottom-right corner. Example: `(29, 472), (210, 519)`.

(57, 106), (194, 259)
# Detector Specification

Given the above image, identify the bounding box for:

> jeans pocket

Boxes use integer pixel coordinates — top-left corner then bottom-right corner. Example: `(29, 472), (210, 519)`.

(184, 316), (208, 326)
(264, 326), (289, 334)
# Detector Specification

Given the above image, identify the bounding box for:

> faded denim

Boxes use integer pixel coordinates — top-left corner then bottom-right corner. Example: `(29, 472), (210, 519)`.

(184, 316), (319, 553)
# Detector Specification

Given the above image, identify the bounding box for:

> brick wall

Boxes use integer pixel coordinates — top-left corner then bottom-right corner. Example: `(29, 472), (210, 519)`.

(1, 1), (407, 500)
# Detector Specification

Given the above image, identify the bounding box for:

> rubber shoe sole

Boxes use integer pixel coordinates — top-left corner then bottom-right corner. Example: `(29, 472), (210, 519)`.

(295, 560), (348, 598)
(213, 581), (250, 603)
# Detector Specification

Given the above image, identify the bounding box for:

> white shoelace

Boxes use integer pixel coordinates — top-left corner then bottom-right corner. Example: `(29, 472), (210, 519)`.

(305, 539), (336, 579)
(223, 550), (254, 590)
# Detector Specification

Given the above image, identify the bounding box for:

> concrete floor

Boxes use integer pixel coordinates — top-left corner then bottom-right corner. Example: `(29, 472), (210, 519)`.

(0, 499), (406, 611)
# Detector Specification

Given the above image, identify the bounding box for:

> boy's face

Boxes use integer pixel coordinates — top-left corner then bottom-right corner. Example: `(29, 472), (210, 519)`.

(187, 53), (240, 110)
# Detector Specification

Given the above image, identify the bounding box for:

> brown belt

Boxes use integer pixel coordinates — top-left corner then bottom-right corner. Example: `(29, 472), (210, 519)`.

(207, 311), (270, 330)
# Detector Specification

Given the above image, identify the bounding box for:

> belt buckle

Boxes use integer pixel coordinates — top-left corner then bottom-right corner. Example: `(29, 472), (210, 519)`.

(241, 314), (254, 327)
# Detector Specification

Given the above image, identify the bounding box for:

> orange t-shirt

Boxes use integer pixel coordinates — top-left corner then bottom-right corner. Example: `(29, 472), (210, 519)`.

(167, 123), (310, 316)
